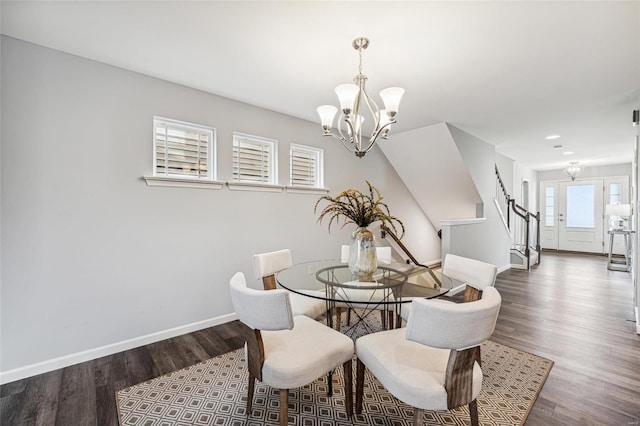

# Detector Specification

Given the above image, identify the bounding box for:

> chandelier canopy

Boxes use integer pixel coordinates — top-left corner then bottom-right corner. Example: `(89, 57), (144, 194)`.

(564, 161), (583, 181)
(317, 37), (404, 158)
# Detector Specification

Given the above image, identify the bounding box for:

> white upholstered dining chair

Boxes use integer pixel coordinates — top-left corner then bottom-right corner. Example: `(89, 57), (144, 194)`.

(229, 272), (354, 426)
(400, 253), (498, 322)
(355, 286), (502, 426)
(253, 248), (327, 319)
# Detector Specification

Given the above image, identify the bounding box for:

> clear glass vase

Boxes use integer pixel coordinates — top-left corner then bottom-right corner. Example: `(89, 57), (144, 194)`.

(349, 227), (377, 278)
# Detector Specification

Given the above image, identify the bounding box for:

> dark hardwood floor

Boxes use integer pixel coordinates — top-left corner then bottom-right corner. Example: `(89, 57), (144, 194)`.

(1, 251), (639, 425)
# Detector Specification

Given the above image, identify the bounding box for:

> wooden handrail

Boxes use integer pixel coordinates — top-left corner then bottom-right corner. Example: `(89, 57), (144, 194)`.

(380, 225), (442, 286)
(494, 165), (510, 201)
(381, 224), (421, 265)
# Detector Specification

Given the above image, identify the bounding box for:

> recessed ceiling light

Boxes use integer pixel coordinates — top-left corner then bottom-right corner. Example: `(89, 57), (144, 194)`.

(563, 151), (575, 155)
(546, 134), (561, 140)
(553, 145), (563, 150)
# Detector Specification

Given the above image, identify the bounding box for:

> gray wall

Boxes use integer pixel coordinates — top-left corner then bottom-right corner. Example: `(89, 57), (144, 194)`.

(0, 36), (441, 376)
(444, 125), (511, 269)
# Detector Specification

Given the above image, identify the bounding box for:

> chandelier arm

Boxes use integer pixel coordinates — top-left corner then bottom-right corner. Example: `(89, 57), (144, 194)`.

(360, 87), (381, 135)
(336, 112), (355, 148)
(352, 84), (364, 152)
(336, 114), (348, 141)
(370, 120), (397, 145)
(322, 131), (358, 154)
(365, 120), (396, 151)
(340, 115), (359, 148)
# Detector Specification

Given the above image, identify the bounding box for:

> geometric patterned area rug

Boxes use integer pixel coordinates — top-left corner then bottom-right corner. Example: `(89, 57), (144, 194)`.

(116, 340), (553, 425)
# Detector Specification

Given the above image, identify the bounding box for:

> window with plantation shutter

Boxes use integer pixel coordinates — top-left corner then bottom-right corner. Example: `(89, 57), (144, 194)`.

(290, 144), (323, 188)
(232, 133), (277, 185)
(153, 117), (216, 180)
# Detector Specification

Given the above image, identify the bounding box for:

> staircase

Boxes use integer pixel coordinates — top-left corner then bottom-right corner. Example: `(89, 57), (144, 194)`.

(495, 166), (541, 269)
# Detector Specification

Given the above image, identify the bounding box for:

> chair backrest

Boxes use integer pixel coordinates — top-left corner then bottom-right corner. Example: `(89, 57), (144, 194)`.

(443, 254), (497, 302)
(229, 272), (294, 331)
(340, 245), (392, 264)
(253, 249), (293, 290)
(405, 286), (501, 350)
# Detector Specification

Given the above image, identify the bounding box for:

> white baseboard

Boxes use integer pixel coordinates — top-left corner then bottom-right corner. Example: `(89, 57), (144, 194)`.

(497, 264), (511, 273)
(636, 306), (640, 334)
(0, 312), (238, 385)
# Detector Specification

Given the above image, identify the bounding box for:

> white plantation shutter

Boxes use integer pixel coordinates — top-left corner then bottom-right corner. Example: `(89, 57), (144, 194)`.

(233, 133), (277, 184)
(290, 144), (323, 187)
(154, 117), (215, 180)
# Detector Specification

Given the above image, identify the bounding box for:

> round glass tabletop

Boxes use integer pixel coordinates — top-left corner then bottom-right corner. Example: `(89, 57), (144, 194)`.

(276, 259), (454, 304)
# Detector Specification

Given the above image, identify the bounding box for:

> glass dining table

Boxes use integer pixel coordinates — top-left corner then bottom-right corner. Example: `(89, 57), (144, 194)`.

(276, 259), (455, 337)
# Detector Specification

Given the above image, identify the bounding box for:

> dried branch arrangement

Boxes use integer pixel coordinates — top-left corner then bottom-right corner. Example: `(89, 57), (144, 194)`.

(314, 181), (404, 237)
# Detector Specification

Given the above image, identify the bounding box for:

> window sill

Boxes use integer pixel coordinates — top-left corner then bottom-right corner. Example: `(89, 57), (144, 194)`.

(286, 186), (330, 195)
(226, 182), (285, 193)
(143, 176), (224, 190)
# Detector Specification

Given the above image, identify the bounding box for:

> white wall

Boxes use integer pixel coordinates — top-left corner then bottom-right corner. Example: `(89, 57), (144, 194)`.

(514, 163), (538, 213)
(0, 36), (441, 379)
(495, 152), (514, 197)
(378, 123), (482, 225)
(444, 125), (511, 269)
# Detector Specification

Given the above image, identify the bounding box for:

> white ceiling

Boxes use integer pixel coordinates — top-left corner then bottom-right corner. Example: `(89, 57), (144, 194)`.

(2, 1), (639, 171)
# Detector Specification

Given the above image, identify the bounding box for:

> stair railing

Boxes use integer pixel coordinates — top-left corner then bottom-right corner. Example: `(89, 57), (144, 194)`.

(495, 165), (511, 227)
(380, 224), (442, 287)
(509, 200), (541, 265)
(495, 165), (541, 266)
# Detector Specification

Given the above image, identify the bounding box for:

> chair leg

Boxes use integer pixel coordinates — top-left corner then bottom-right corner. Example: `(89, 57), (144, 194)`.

(413, 407), (424, 426)
(355, 359), (365, 414)
(246, 372), (256, 415)
(347, 308), (352, 325)
(335, 307), (343, 331)
(396, 313), (403, 329)
(469, 399), (479, 426)
(279, 389), (288, 426)
(343, 359), (353, 416)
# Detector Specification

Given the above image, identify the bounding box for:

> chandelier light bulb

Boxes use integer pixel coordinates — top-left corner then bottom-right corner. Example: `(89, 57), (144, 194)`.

(380, 87), (405, 115)
(317, 105), (338, 131)
(335, 84), (359, 115)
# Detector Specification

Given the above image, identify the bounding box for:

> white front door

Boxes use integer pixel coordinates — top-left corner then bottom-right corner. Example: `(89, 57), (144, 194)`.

(557, 180), (604, 253)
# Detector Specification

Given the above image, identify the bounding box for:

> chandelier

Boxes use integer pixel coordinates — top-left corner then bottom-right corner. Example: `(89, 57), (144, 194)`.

(564, 161), (583, 181)
(317, 37), (404, 158)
